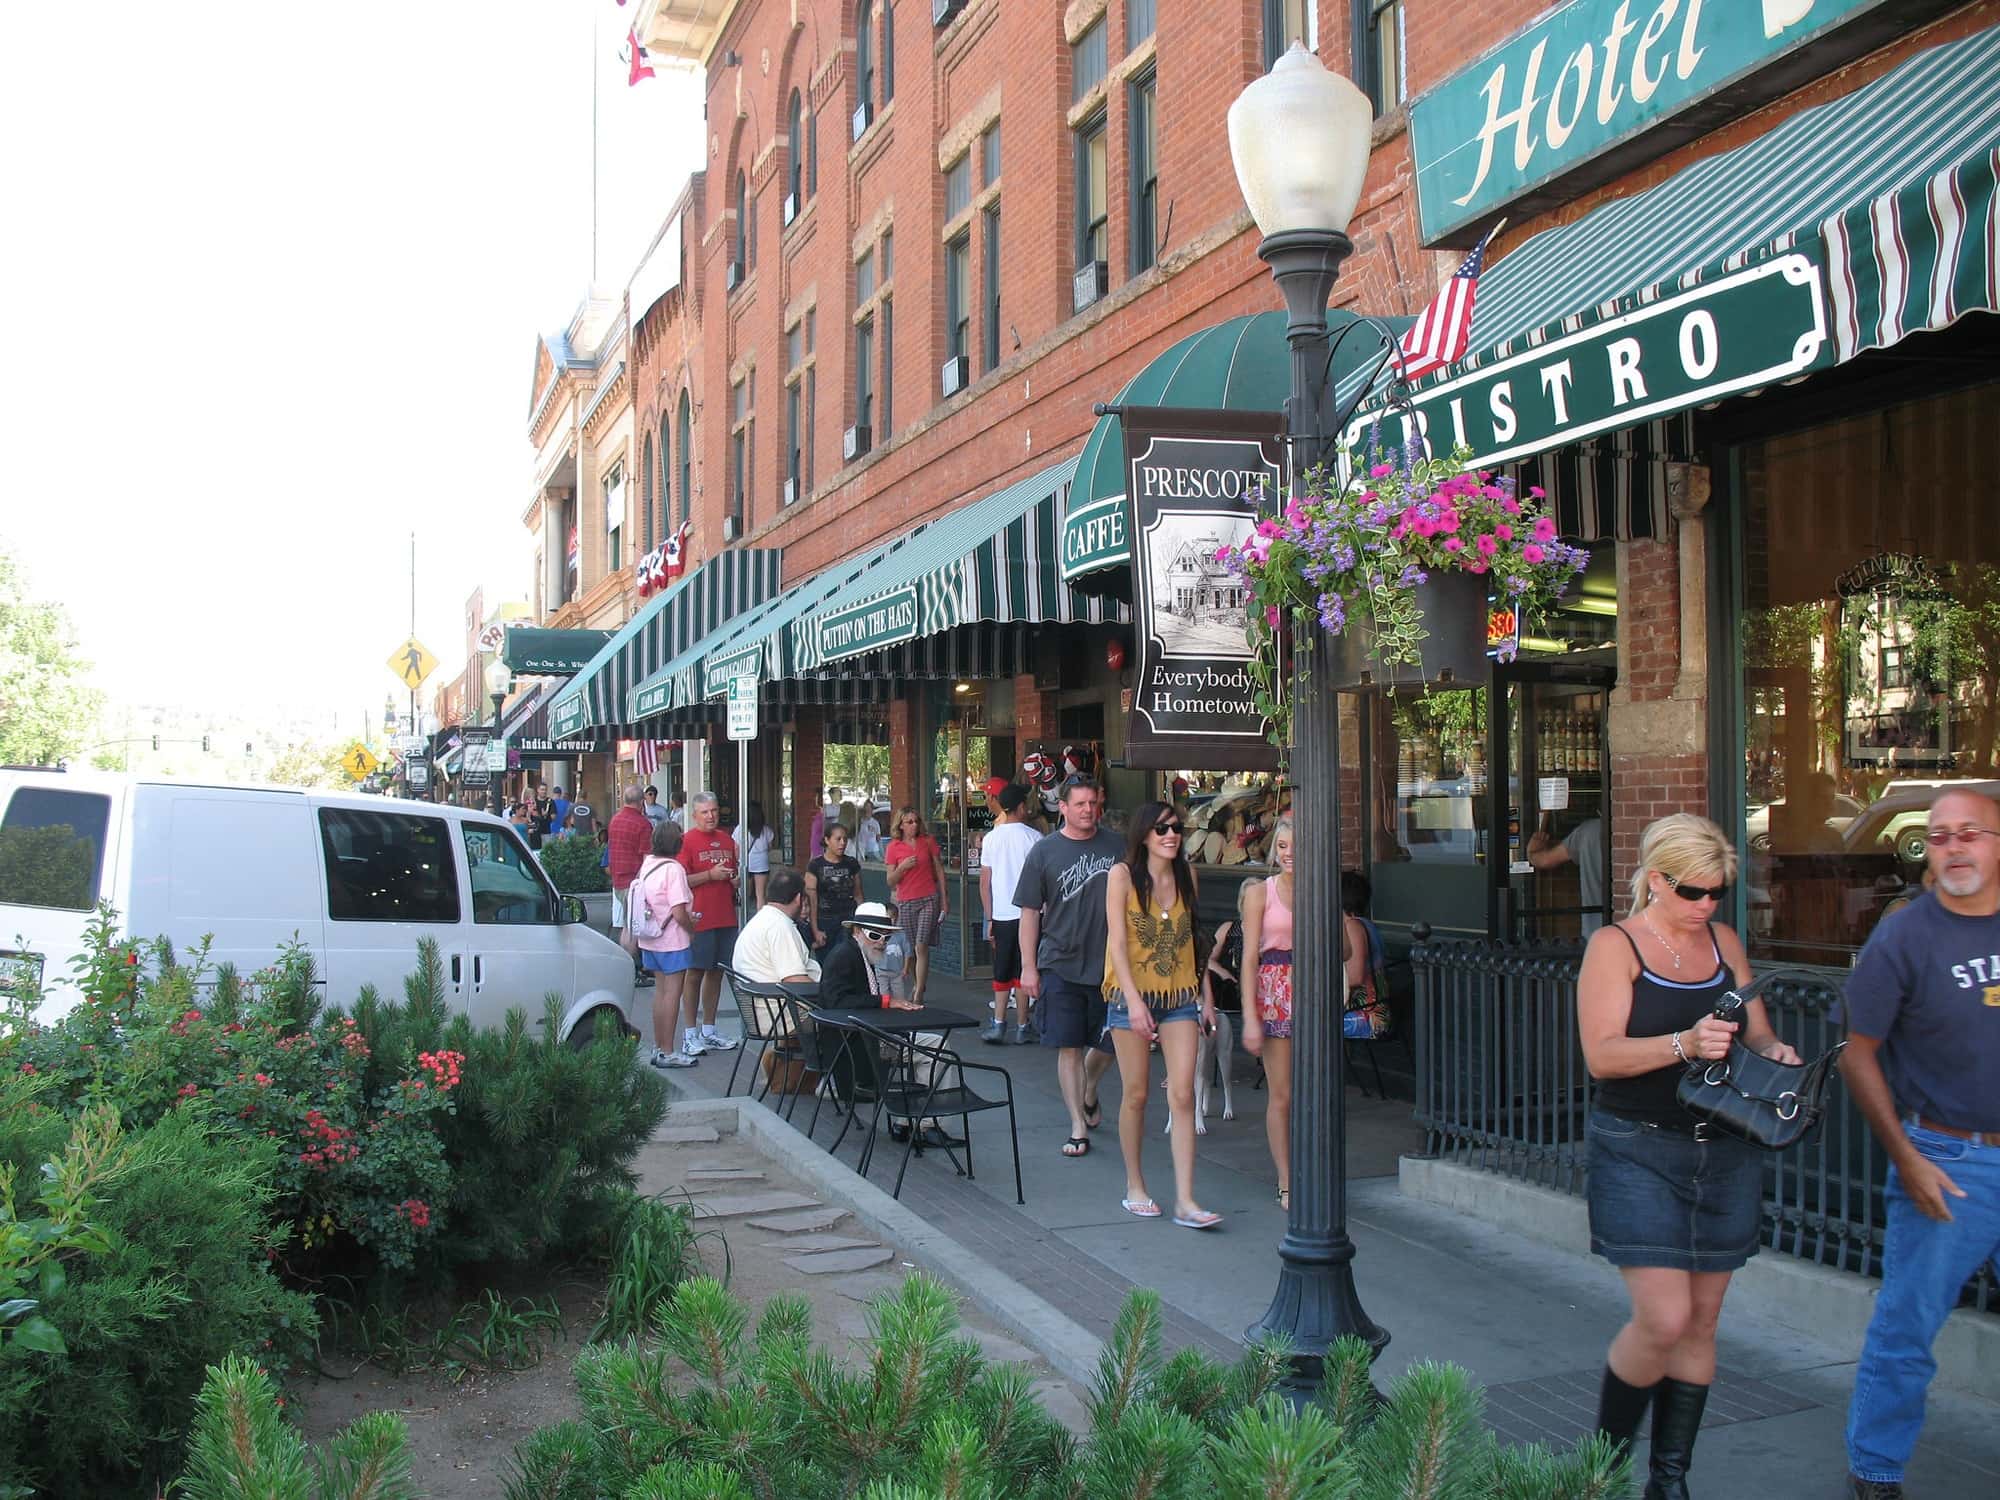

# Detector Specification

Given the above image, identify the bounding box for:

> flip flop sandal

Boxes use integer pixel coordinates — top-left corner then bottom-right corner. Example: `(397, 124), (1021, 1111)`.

(1061, 1137), (1090, 1158)
(1121, 1197), (1162, 1218)
(1277, 1188), (1290, 1210)
(1083, 1101), (1103, 1130)
(1173, 1209), (1224, 1230)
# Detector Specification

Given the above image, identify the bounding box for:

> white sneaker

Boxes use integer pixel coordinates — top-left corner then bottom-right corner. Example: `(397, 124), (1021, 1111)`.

(649, 1048), (694, 1070)
(681, 1029), (708, 1058)
(700, 1027), (740, 1052)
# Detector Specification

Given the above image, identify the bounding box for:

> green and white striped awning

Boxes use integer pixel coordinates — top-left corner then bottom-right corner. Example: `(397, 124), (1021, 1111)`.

(789, 457), (1124, 675)
(545, 549), (781, 740)
(1342, 22), (2000, 457)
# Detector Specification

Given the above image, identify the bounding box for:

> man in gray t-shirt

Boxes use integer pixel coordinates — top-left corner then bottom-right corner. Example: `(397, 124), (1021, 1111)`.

(1013, 777), (1122, 1151)
(1528, 815), (1607, 934)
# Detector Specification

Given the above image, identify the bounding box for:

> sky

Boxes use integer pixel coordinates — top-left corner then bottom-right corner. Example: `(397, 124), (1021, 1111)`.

(0, 2), (705, 740)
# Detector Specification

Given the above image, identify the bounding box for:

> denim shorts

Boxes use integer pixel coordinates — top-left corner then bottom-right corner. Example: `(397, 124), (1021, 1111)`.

(1586, 1109), (1764, 1271)
(1034, 971), (1109, 1051)
(1105, 997), (1203, 1031)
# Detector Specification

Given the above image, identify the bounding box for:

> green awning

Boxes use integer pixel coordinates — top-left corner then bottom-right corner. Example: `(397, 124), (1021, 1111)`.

(500, 626), (610, 675)
(1060, 309), (1410, 589)
(1338, 23), (2000, 467)
(545, 549), (781, 740)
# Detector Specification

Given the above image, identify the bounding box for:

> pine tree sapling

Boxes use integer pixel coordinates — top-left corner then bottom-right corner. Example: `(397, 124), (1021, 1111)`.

(177, 1353), (418, 1500)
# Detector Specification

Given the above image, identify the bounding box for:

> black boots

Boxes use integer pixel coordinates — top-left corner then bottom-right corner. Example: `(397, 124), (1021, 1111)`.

(1593, 1365), (1656, 1467)
(1641, 1377), (1710, 1500)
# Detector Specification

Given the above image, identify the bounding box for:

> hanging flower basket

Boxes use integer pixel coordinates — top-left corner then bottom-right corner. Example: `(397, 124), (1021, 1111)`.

(1215, 441), (1589, 741)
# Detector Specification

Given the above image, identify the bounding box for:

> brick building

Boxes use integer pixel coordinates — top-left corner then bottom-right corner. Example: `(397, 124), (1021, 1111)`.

(533, 0), (2000, 974)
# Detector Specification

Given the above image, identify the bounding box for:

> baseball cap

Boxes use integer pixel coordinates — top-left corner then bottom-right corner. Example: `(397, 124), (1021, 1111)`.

(984, 775), (1009, 800)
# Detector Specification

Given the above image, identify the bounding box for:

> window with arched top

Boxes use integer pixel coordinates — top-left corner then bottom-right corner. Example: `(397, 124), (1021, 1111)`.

(732, 170), (748, 283)
(641, 433), (655, 552)
(677, 391), (693, 526)
(786, 90), (804, 222)
(658, 413), (672, 541)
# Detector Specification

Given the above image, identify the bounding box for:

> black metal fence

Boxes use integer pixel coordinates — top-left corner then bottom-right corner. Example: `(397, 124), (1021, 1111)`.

(1410, 937), (1996, 1316)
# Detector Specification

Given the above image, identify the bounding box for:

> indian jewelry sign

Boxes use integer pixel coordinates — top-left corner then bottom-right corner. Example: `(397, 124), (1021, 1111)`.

(1412, 0), (1920, 245)
(1122, 407), (1284, 772)
(1343, 254), (1830, 468)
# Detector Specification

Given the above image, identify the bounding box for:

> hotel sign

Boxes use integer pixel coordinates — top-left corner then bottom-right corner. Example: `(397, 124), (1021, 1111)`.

(811, 585), (919, 664)
(1411, 0), (1930, 245)
(1344, 254), (1830, 469)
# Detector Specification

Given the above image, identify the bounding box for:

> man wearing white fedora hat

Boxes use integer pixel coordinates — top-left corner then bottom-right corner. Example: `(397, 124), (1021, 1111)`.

(821, 902), (915, 1010)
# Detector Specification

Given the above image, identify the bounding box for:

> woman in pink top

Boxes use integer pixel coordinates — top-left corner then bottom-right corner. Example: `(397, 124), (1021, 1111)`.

(634, 821), (699, 1071)
(884, 807), (948, 1006)
(1239, 815), (1295, 1207)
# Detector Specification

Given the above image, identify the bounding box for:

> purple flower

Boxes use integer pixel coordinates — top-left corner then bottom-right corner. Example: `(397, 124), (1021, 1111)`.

(1507, 574), (1529, 594)
(1317, 592), (1348, 634)
(1333, 543), (1357, 571)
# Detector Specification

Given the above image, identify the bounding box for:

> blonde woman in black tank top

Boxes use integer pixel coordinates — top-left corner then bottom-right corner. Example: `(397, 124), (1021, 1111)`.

(1575, 813), (1800, 1498)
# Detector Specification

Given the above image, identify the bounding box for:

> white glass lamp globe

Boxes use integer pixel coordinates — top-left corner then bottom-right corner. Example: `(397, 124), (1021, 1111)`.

(483, 658), (513, 699)
(1227, 43), (1375, 239)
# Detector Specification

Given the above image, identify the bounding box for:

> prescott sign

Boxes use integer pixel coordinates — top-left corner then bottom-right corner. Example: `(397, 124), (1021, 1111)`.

(1411, 0), (1922, 245)
(1343, 252), (1831, 468)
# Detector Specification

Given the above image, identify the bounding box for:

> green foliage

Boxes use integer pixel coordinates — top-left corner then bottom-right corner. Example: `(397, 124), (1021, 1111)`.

(177, 1353), (418, 1500)
(593, 1195), (702, 1342)
(509, 1279), (1628, 1500)
(0, 548), (103, 768)
(539, 834), (610, 894)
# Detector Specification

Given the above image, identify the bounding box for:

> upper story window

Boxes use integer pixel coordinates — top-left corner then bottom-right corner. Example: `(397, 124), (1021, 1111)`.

(676, 393), (692, 526)
(981, 122), (1000, 186)
(731, 170), (749, 285)
(945, 153), (971, 220)
(641, 434), (655, 552)
(1073, 18), (1107, 103)
(785, 309), (816, 503)
(604, 461), (626, 573)
(1127, 0), (1155, 49)
(1263, 0), (1317, 70)
(786, 91), (806, 221)
(656, 415), (671, 540)
(1129, 69), (1158, 275)
(945, 233), (972, 364)
(1075, 114), (1108, 280)
(1358, 0), (1404, 115)
(982, 201), (1002, 373)
(730, 374), (753, 529)
(855, 1), (877, 137)
(857, 244), (877, 303)
(882, 2), (895, 104)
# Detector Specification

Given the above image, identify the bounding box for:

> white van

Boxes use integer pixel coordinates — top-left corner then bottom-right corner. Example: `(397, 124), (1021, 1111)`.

(0, 769), (637, 1043)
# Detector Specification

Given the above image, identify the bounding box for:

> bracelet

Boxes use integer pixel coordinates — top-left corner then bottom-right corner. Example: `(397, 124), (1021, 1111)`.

(1669, 1029), (1689, 1063)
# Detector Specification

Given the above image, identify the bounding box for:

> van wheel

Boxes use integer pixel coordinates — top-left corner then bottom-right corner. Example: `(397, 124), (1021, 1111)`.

(566, 1006), (633, 1051)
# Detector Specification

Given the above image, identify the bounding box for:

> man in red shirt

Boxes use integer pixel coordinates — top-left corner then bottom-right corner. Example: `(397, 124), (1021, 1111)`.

(674, 790), (742, 1059)
(607, 784), (654, 983)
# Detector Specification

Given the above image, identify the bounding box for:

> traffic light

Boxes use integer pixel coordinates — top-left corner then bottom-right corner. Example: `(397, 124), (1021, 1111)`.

(201, 735), (211, 752)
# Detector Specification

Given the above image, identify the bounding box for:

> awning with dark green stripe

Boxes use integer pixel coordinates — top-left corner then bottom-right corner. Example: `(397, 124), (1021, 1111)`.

(545, 549), (781, 739)
(1060, 310), (1410, 588)
(499, 626), (610, 675)
(1338, 23), (2000, 476)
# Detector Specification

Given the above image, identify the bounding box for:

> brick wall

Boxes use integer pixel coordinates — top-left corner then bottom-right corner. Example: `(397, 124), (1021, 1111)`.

(1610, 751), (1709, 905)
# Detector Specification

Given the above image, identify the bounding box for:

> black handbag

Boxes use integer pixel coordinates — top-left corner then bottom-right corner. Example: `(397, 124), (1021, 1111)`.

(1675, 966), (1844, 1150)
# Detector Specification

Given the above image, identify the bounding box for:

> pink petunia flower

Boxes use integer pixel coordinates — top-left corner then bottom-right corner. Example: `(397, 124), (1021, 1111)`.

(1475, 534), (1498, 557)
(1442, 537), (1464, 553)
(1370, 463), (1394, 479)
(1266, 605), (1281, 628)
(1466, 561), (1489, 573)
(1522, 544), (1546, 564)
(1495, 523), (1513, 542)
(1532, 516), (1558, 542)
(1501, 498), (1522, 516)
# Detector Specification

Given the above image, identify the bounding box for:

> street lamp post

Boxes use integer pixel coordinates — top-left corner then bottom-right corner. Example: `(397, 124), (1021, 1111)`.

(1229, 43), (1389, 1401)
(484, 658), (512, 817)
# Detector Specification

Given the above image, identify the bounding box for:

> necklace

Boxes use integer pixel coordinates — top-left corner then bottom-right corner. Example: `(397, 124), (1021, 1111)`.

(1640, 905), (1687, 972)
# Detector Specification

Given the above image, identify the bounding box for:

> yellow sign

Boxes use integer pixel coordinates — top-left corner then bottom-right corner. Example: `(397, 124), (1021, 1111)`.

(388, 638), (438, 691)
(342, 744), (379, 780)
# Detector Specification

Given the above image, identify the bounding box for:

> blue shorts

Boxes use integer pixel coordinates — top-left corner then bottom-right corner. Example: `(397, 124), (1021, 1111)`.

(1105, 999), (1203, 1030)
(1585, 1109), (1763, 1271)
(688, 926), (738, 970)
(641, 947), (692, 975)
(1034, 972), (1110, 1051)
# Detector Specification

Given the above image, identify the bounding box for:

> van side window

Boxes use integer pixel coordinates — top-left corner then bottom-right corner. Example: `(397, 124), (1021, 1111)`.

(460, 823), (557, 925)
(318, 808), (460, 924)
(0, 788), (111, 911)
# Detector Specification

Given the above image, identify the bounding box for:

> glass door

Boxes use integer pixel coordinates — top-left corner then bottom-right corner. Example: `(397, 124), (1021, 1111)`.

(1489, 662), (1615, 941)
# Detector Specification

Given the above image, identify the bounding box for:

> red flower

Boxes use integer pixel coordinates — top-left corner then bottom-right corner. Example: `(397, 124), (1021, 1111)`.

(17, 1062), (36, 1075)
(177, 1083), (199, 1098)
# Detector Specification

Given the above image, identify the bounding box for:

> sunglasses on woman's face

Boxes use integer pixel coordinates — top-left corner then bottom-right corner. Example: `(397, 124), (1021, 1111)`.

(1151, 820), (1183, 837)
(1663, 874), (1729, 904)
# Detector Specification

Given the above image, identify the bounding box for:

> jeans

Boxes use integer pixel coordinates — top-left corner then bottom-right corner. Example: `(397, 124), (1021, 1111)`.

(1845, 1123), (2000, 1482)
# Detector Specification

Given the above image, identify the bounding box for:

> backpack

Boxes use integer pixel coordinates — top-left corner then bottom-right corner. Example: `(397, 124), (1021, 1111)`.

(627, 859), (673, 944)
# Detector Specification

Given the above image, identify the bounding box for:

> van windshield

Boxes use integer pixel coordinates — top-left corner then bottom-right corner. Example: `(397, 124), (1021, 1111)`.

(0, 787), (111, 911)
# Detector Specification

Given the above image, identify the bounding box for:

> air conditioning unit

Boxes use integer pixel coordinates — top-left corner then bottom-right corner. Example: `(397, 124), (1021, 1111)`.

(851, 101), (872, 141)
(940, 354), (969, 397)
(721, 514), (742, 542)
(783, 477), (797, 506)
(782, 192), (797, 226)
(843, 425), (872, 461)
(1072, 261), (1109, 313)
(933, 0), (965, 26)
(726, 262), (742, 292)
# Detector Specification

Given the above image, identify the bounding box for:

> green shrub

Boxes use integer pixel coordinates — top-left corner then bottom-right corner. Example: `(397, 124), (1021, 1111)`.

(503, 1277), (1633, 1500)
(539, 834), (609, 894)
(0, 1096), (317, 1499)
(177, 1352), (417, 1500)
(593, 1195), (702, 1343)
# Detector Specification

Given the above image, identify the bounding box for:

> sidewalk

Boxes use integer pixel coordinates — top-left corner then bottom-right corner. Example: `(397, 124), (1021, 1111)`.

(666, 970), (1999, 1498)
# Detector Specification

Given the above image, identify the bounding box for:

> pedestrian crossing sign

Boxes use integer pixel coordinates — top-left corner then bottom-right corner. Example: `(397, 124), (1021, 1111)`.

(342, 744), (379, 780)
(388, 638), (438, 691)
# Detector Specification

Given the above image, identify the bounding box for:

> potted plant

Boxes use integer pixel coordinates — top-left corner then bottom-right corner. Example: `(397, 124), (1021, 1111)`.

(1218, 439), (1589, 729)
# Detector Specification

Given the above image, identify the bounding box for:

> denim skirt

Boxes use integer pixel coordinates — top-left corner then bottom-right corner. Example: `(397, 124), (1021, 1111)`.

(1586, 1110), (1763, 1272)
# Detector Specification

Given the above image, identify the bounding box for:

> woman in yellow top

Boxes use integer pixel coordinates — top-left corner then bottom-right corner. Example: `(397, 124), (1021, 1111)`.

(1103, 798), (1222, 1229)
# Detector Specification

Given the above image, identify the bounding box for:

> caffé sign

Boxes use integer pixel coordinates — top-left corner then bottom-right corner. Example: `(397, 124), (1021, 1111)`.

(1412, 0), (1921, 245)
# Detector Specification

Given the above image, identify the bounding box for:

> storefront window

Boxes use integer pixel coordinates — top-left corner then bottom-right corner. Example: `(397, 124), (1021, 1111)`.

(1737, 382), (2000, 963)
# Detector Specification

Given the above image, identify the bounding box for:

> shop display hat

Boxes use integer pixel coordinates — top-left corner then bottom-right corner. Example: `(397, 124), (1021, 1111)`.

(843, 902), (900, 935)
(1021, 749), (1059, 788)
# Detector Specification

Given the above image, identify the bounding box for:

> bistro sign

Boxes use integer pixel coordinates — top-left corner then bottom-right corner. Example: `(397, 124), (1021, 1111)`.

(1122, 407), (1284, 772)
(1411, 0), (1922, 245)
(812, 584), (919, 664)
(1344, 253), (1830, 469)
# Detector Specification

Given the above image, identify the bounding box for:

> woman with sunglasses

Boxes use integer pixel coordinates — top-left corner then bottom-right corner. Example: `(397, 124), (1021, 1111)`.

(1102, 799), (1221, 1230)
(885, 808), (948, 1007)
(1579, 813), (1800, 1498)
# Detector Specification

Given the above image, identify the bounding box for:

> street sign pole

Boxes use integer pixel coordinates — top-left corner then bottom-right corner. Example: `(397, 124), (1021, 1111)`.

(727, 676), (758, 924)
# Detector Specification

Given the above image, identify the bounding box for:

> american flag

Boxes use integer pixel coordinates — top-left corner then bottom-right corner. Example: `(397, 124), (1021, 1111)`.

(635, 739), (664, 777)
(1397, 231), (1494, 382)
(625, 27), (655, 86)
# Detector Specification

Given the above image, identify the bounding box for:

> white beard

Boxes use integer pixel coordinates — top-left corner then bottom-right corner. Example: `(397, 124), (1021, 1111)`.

(1937, 865), (1986, 899)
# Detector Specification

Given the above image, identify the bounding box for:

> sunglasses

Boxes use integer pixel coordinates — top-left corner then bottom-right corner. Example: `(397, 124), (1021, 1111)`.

(1926, 826), (1999, 848)
(1663, 874), (1729, 903)
(1151, 820), (1183, 836)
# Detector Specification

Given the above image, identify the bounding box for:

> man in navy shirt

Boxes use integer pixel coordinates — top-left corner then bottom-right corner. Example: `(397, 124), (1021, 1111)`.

(1841, 788), (2000, 1499)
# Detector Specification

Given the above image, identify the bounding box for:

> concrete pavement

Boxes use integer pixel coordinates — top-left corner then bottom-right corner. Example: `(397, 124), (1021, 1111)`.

(654, 969), (1998, 1497)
